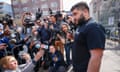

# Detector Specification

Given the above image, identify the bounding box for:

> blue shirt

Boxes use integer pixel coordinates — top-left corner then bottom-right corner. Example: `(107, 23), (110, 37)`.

(0, 37), (10, 58)
(37, 26), (51, 43)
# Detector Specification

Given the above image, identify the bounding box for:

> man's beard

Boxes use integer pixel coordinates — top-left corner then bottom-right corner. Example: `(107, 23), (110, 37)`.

(76, 14), (86, 26)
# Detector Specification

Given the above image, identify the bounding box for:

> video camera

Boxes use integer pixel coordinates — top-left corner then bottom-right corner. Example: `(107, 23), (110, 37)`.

(2, 14), (13, 27)
(24, 12), (34, 27)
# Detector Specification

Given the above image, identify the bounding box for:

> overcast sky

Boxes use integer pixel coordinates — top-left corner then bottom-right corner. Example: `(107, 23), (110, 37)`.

(0, 0), (92, 11)
(63, 0), (91, 11)
(0, 0), (11, 4)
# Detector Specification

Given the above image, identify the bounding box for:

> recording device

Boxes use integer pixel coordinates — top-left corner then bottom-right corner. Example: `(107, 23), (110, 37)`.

(35, 44), (49, 50)
(24, 12), (34, 27)
(34, 41), (49, 50)
(2, 14), (13, 26)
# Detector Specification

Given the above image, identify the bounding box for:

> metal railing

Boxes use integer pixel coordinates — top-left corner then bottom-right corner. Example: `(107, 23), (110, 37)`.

(105, 26), (120, 55)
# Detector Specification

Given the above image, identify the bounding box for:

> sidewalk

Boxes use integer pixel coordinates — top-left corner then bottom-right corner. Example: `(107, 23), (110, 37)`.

(100, 50), (120, 72)
(100, 39), (120, 72)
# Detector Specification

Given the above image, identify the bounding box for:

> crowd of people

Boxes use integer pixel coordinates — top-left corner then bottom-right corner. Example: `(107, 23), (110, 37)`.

(0, 2), (106, 72)
(0, 3), (75, 72)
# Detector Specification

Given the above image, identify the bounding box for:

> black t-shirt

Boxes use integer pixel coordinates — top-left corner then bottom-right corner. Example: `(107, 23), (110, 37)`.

(72, 19), (105, 72)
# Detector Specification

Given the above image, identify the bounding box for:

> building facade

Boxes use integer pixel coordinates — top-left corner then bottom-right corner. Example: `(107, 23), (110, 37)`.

(90, 0), (120, 27)
(12, 0), (63, 21)
(0, 2), (13, 18)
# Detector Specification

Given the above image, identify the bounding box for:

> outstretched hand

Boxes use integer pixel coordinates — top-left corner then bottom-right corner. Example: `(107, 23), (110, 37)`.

(34, 49), (45, 62)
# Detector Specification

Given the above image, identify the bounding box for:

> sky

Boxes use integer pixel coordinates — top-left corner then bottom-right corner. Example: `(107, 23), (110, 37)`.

(0, 0), (11, 4)
(63, 0), (92, 11)
(0, 0), (92, 11)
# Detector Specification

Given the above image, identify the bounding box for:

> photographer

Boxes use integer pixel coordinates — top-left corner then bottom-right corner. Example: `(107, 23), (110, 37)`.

(55, 11), (65, 27)
(0, 26), (31, 60)
(49, 15), (64, 55)
(0, 27), (11, 58)
(48, 45), (66, 72)
(2, 14), (13, 29)
(35, 45), (51, 72)
(66, 15), (76, 32)
(36, 21), (51, 44)
(21, 12), (34, 35)
(57, 23), (74, 68)
(28, 40), (51, 72)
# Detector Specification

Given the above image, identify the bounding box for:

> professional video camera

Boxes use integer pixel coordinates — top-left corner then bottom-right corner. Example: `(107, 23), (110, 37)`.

(24, 12), (34, 27)
(2, 14), (13, 27)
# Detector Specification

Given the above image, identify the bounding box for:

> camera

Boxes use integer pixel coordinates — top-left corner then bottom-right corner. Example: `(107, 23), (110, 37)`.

(2, 14), (13, 27)
(24, 12), (34, 27)
(24, 18), (34, 27)
(34, 41), (49, 50)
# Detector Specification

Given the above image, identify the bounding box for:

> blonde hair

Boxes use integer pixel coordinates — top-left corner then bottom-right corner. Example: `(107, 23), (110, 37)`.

(0, 56), (15, 67)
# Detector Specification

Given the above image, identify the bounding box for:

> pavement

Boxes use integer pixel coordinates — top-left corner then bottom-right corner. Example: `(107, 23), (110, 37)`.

(100, 40), (120, 72)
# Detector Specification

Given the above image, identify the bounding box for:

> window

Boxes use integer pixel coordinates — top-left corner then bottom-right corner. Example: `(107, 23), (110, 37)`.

(23, 7), (28, 11)
(43, 11), (49, 16)
(41, 4), (48, 9)
(51, 2), (58, 8)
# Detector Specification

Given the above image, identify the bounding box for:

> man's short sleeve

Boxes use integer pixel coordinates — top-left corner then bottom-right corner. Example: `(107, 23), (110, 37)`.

(86, 25), (105, 50)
